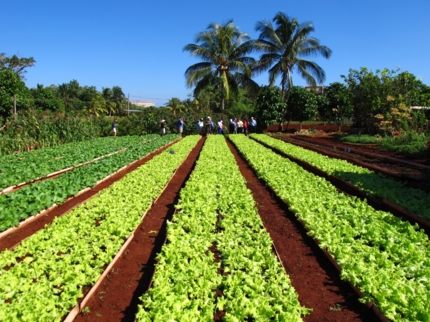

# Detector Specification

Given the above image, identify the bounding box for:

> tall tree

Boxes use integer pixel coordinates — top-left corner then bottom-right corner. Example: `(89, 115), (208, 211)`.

(102, 87), (116, 116)
(253, 12), (332, 98)
(0, 70), (33, 118)
(254, 85), (286, 131)
(57, 80), (82, 111)
(112, 86), (126, 114)
(87, 93), (108, 117)
(164, 98), (185, 116)
(0, 53), (36, 80)
(30, 84), (65, 112)
(322, 82), (353, 123)
(183, 20), (258, 111)
(286, 86), (318, 129)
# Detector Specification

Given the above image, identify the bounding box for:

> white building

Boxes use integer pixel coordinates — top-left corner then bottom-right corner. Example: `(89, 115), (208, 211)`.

(131, 100), (155, 108)
(304, 85), (324, 94)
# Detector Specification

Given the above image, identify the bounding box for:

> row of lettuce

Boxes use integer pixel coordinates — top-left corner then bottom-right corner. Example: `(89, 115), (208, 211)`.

(137, 135), (310, 321)
(230, 135), (430, 322)
(253, 134), (430, 219)
(0, 134), (178, 233)
(0, 135), (200, 321)
(0, 135), (159, 191)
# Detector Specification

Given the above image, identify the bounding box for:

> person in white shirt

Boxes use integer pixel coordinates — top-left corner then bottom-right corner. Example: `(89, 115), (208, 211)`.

(217, 118), (223, 134)
(237, 118), (243, 134)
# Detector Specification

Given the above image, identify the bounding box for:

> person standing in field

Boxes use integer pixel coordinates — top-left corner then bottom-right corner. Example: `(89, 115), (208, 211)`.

(249, 117), (257, 134)
(237, 118), (243, 134)
(161, 119), (167, 136)
(243, 118), (249, 136)
(112, 119), (118, 137)
(229, 119), (234, 133)
(196, 118), (204, 135)
(177, 116), (185, 136)
(217, 118), (224, 135)
(205, 116), (213, 135)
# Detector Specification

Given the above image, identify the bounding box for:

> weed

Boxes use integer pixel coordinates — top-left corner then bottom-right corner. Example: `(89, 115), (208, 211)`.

(329, 303), (342, 312)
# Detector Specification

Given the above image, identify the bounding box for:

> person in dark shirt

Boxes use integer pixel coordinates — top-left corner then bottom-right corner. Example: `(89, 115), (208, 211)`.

(205, 117), (213, 135)
(160, 119), (166, 136)
(112, 119), (117, 137)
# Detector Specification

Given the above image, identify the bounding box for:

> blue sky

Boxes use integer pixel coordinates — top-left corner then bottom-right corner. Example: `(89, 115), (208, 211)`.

(2, 0), (429, 106)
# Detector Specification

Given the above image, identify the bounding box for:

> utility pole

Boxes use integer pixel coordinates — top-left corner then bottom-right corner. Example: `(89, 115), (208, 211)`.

(127, 93), (130, 115)
(13, 94), (16, 120)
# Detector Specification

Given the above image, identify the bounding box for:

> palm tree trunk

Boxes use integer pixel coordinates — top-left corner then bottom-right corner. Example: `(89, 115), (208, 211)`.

(221, 86), (225, 111)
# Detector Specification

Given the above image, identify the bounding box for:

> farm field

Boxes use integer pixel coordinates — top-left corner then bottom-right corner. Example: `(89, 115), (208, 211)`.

(1, 134), (429, 321)
(251, 134), (430, 220)
(272, 133), (430, 183)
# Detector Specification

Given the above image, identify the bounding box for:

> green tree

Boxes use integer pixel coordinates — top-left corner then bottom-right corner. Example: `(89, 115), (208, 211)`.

(253, 12), (332, 99)
(287, 86), (318, 129)
(79, 86), (100, 111)
(341, 68), (383, 131)
(341, 68), (430, 132)
(323, 82), (353, 123)
(30, 84), (65, 112)
(254, 86), (285, 131)
(164, 97), (185, 116)
(0, 53), (36, 80)
(111, 86), (126, 114)
(0, 70), (33, 118)
(87, 93), (108, 116)
(183, 20), (259, 111)
(57, 80), (82, 111)
(193, 80), (221, 112)
(101, 87), (116, 116)
(225, 87), (256, 118)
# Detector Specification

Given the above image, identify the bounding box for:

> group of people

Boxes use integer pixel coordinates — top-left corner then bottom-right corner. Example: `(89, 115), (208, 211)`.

(161, 116), (185, 136)
(196, 116), (224, 135)
(195, 116), (257, 136)
(228, 117), (257, 136)
(114, 116), (257, 137)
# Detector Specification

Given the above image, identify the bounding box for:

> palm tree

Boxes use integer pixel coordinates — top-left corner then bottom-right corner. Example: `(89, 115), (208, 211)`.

(87, 93), (108, 117)
(102, 87), (116, 116)
(253, 12), (332, 99)
(112, 86), (126, 114)
(164, 97), (185, 116)
(183, 20), (258, 111)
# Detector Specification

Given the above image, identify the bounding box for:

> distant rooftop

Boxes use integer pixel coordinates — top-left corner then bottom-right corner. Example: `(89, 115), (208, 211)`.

(304, 85), (324, 94)
(131, 100), (155, 107)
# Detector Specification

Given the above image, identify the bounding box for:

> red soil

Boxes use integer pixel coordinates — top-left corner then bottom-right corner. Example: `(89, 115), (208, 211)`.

(74, 138), (204, 321)
(226, 139), (378, 322)
(3, 136), (386, 321)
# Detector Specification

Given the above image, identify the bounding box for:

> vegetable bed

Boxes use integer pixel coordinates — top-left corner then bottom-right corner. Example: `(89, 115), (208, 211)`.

(138, 135), (309, 321)
(251, 134), (430, 220)
(0, 135), (178, 233)
(0, 136), (200, 321)
(0, 135), (158, 192)
(230, 135), (430, 321)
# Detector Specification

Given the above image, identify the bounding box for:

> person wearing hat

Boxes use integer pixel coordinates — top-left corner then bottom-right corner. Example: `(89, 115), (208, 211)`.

(160, 119), (166, 136)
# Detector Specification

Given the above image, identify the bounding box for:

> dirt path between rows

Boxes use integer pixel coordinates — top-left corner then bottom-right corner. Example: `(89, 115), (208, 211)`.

(0, 139), (180, 252)
(74, 138), (204, 322)
(226, 138), (378, 322)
